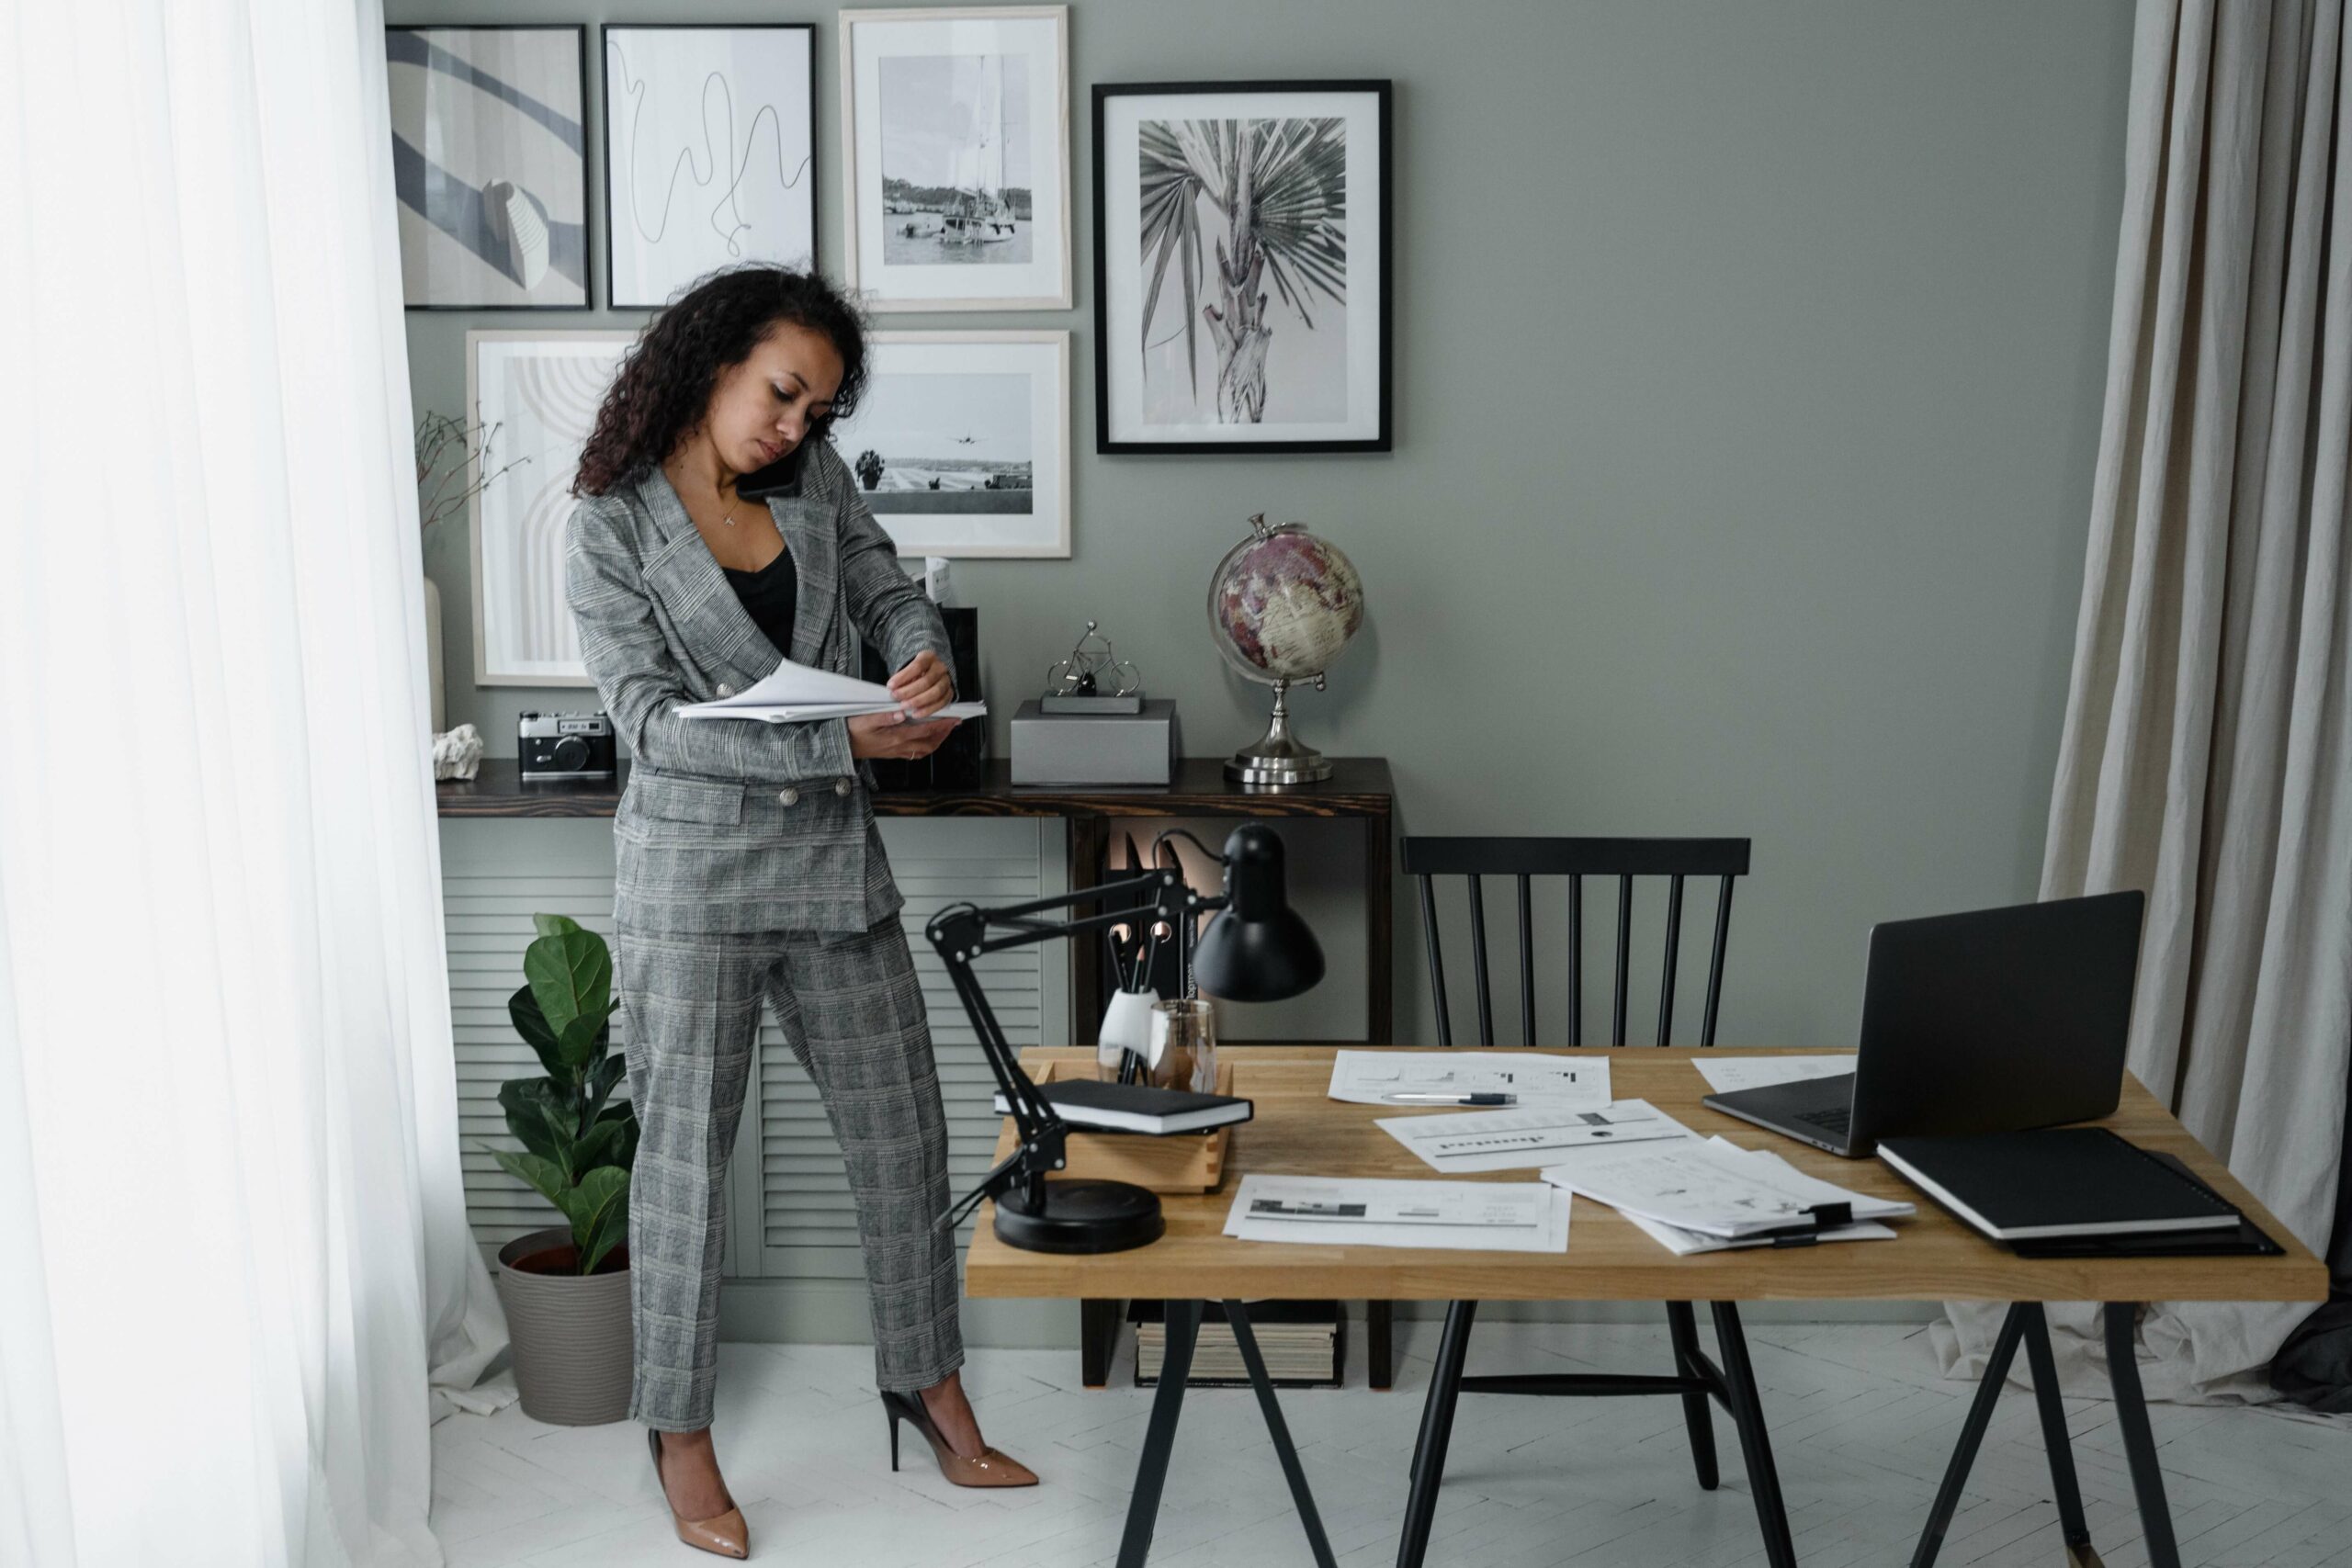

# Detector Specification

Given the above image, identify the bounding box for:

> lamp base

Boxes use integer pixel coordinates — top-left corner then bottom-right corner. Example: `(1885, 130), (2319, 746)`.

(993, 1179), (1165, 1253)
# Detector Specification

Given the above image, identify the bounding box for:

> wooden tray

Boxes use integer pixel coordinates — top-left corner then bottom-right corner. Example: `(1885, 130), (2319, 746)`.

(989, 1057), (1237, 1193)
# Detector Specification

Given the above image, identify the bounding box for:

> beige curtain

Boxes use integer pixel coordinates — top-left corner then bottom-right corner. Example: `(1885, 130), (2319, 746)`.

(1935, 0), (2352, 1403)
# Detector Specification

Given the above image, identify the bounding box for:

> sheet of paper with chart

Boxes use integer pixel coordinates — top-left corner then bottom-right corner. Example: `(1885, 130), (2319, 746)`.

(1690, 1054), (1856, 1095)
(1223, 1175), (1571, 1253)
(1375, 1099), (1694, 1174)
(1539, 1137), (1912, 1238)
(1327, 1050), (1609, 1109)
(1616, 1140), (1898, 1255)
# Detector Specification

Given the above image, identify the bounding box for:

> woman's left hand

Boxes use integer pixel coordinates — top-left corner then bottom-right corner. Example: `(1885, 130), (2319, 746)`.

(888, 649), (956, 718)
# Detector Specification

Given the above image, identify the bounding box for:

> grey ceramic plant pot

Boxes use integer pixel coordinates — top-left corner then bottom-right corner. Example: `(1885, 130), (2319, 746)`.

(493, 1225), (633, 1425)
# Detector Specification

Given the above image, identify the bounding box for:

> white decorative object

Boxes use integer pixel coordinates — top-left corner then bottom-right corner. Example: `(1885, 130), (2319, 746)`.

(468, 331), (637, 685)
(839, 7), (1071, 311)
(433, 723), (485, 782)
(1097, 987), (1155, 1078)
(827, 330), (1069, 558)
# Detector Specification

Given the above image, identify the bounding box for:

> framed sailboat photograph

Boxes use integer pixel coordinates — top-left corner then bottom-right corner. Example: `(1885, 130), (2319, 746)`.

(839, 7), (1071, 311)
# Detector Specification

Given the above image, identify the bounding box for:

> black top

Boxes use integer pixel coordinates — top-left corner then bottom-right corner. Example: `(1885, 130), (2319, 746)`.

(722, 547), (797, 656)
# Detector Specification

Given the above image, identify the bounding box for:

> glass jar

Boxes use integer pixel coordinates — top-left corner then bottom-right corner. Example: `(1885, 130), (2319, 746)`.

(1148, 997), (1218, 1094)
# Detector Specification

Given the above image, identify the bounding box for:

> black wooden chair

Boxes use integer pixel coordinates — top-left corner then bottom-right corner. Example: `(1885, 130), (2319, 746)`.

(1393, 836), (1797, 1568)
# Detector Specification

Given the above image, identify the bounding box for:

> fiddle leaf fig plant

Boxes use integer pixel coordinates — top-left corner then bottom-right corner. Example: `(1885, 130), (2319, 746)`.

(481, 914), (635, 1275)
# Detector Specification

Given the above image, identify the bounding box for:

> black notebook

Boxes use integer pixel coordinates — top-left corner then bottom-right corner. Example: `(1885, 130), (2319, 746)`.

(1876, 1128), (2245, 1242)
(989, 1079), (1253, 1135)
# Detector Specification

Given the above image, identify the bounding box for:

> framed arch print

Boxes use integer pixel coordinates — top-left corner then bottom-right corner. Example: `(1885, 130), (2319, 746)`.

(839, 7), (1073, 311)
(1094, 79), (1392, 453)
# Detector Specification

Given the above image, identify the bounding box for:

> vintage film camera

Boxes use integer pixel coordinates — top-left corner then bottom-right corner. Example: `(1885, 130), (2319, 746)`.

(516, 710), (617, 781)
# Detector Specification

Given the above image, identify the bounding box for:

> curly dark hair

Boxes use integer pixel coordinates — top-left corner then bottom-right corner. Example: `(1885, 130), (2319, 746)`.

(571, 264), (869, 497)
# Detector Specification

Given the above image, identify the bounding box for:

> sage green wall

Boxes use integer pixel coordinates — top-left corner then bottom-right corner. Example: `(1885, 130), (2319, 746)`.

(399, 0), (2136, 1050)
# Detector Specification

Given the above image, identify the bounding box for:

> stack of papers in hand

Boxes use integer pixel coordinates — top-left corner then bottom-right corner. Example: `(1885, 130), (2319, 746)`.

(1377, 1099), (1692, 1174)
(1327, 1049), (1609, 1109)
(1225, 1174), (1570, 1253)
(1541, 1135), (1911, 1241)
(674, 656), (986, 725)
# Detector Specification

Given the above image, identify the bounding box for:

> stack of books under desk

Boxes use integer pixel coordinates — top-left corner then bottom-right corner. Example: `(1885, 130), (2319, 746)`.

(1130, 1299), (1346, 1388)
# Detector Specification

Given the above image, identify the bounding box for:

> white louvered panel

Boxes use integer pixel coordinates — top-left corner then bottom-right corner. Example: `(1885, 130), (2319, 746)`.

(441, 858), (624, 1257)
(754, 818), (1066, 1276)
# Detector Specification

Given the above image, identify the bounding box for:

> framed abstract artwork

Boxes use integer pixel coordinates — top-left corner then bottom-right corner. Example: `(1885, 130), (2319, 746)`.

(388, 27), (591, 309)
(839, 7), (1072, 311)
(1093, 80), (1392, 453)
(826, 331), (1070, 558)
(466, 331), (637, 685)
(601, 24), (818, 309)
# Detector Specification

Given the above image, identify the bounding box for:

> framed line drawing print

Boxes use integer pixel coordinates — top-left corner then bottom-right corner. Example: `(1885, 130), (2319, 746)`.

(466, 330), (637, 685)
(601, 24), (818, 309)
(840, 7), (1072, 311)
(388, 26), (591, 309)
(827, 331), (1070, 558)
(1095, 80), (1392, 453)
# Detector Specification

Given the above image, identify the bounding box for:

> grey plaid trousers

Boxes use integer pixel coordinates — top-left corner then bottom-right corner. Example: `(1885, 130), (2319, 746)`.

(616, 915), (965, 1431)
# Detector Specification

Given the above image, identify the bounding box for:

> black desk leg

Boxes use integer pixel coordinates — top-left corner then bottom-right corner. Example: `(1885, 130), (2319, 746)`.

(1369, 1300), (1394, 1389)
(1081, 1298), (1122, 1388)
(1117, 1299), (1200, 1568)
(1225, 1301), (1339, 1568)
(1914, 1303), (2169, 1568)
(1910, 1303), (2029, 1568)
(2107, 1303), (2180, 1568)
(1396, 1299), (1477, 1568)
(2020, 1305), (2096, 1562)
(1711, 1303), (1799, 1568)
(1668, 1300), (1721, 1490)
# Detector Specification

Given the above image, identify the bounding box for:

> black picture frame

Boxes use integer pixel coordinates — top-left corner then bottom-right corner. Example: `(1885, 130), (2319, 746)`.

(598, 22), (820, 311)
(1091, 79), (1393, 456)
(388, 25), (594, 311)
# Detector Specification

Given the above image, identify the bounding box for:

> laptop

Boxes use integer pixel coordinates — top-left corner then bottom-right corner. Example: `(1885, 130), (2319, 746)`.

(1702, 889), (2145, 1157)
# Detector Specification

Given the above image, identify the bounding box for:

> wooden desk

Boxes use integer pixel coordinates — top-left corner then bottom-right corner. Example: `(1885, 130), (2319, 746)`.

(966, 1047), (2326, 1568)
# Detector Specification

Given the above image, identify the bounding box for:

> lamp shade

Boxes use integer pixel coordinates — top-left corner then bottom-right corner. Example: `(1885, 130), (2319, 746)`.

(1192, 824), (1324, 1001)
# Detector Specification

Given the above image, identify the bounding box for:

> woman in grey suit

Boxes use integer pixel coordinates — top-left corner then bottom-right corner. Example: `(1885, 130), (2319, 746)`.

(564, 265), (1036, 1560)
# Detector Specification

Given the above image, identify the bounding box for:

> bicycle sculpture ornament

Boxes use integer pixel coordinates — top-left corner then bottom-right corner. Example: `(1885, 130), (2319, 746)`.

(1044, 620), (1142, 702)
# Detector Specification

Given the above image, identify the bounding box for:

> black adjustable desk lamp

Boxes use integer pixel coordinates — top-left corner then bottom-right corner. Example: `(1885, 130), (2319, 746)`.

(926, 822), (1324, 1254)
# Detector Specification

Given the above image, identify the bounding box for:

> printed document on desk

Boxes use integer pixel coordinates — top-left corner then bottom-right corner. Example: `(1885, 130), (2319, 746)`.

(1225, 1175), (1570, 1253)
(1690, 1054), (1855, 1095)
(1541, 1137), (1911, 1238)
(674, 655), (985, 724)
(1328, 1050), (1608, 1109)
(1377, 1099), (1693, 1174)
(1619, 1140), (1897, 1255)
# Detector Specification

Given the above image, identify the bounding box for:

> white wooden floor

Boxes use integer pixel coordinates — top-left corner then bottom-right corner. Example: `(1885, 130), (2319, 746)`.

(430, 1321), (2352, 1567)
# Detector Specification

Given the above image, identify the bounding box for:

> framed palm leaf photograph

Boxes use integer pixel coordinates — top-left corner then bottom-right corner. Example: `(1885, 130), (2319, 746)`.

(1094, 80), (1390, 454)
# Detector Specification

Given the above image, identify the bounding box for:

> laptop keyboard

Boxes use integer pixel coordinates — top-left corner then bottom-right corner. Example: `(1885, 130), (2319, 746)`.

(1795, 1105), (1852, 1134)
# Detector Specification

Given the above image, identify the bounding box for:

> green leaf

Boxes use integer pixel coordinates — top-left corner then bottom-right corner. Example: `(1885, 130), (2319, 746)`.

(508, 986), (567, 1079)
(583, 1053), (628, 1120)
(525, 929), (611, 1041)
(532, 913), (583, 940)
(576, 1176), (630, 1275)
(572, 1117), (626, 1173)
(498, 1079), (568, 1162)
(557, 1010), (607, 1074)
(491, 1147), (572, 1211)
(555, 1167), (631, 1273)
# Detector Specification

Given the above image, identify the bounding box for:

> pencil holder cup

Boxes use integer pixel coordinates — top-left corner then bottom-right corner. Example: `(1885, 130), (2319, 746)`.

(1097, 987), (1158, 1080)
(1148, 998), (1218, 1094)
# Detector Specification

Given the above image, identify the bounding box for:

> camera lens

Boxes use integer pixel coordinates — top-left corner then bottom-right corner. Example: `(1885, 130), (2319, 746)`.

(551, 736), (590, 772)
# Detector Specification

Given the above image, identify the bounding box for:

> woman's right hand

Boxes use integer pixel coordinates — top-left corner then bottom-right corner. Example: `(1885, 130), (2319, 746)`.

(847, 710), (961, 761)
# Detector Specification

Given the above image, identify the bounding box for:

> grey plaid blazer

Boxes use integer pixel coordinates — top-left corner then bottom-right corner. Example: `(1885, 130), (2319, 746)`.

(564, 439), (953, 934)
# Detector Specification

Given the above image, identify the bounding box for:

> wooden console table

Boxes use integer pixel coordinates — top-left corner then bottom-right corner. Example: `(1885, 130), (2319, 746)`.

(439, 756), (1395, 1045)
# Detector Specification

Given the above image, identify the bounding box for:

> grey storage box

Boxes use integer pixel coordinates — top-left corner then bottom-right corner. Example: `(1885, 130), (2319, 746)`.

(1010, 698), (1178, 785)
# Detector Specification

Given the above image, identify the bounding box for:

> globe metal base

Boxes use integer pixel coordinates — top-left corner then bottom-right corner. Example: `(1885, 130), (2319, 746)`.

(1226, 674), (1334, 787)
(992, 1179), (1165, 1253)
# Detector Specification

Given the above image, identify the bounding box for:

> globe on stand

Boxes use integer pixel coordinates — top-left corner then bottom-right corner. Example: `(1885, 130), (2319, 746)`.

(1206, 513), (1365, 786)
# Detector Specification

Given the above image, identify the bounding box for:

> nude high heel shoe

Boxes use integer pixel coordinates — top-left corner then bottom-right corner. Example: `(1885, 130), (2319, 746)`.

(879, 1388), (1038, 1487)
(648, 1427), (750, 1559)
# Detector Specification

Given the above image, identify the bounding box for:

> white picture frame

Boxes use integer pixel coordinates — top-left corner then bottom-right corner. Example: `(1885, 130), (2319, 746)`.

(839, 6), (1072, 311)
(600, 24), (818, 310)
(829, 330), (1071, 558)
(466, 330), (639, 686)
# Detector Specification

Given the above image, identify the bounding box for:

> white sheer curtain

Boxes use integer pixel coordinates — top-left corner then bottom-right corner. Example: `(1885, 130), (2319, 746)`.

(0, 3), (506, 1563)
(1939, 0), (2352, 1403)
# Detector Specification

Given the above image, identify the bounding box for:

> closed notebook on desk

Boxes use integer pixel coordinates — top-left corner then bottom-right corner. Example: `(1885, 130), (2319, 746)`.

(989, 1079), (1253, 1135)
(1877, 1128), (2243, 1242)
